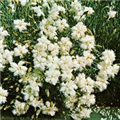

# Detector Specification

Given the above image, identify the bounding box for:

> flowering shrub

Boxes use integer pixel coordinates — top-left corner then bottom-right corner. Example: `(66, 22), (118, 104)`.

(0, 0), (119, 119)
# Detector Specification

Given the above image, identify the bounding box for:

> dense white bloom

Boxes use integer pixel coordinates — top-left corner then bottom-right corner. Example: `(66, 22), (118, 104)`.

(22, 83), (39, 101)
(33, 42), (47, 57)
(14, 44), (28, 58)
(42, 101), (58, 116)
(97, 61), (112, 77)
(45, 68), (60, 85)
(48, 43), (59, 56)
(56, 19), (69, 32)
(72, 22), (87, 39)
(76, 74), (94, 94)
(9, 61), (27, 76)
(71, 0), (82, 11)
(59, 37), (72, 55)
(61, 69), (73, 81)
(83, 51), (96, 66)
(74, 56), (86, 71)
(101, 50), (115, 64)
(60, 80), (77, 96)
(30, 98), (44, 108)
(32, 6), (44, 17)
(19, 0), (28, 6)
(94, 79), (109, 92)
(60, 56), (73, 70)
(14, 19), (29, 32)
(108, 10), (117, 19)
(65, 95), (77, 110)
(80, 35), (95, 50)
(0, 86), (8, 104)
(12, 100), (29, 116)
(80, 94), (95, 107)
(0, 1), (119, 119)
(34, 56), (47, 70)
(108, 64), (119, 78)
(2, 49), (13, 64)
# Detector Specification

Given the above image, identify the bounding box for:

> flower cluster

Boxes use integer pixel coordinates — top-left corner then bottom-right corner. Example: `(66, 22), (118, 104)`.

(0, 0), (119, 120)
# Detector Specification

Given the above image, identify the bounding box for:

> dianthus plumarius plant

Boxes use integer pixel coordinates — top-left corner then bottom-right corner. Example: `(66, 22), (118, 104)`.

(0, 0), (119, 120)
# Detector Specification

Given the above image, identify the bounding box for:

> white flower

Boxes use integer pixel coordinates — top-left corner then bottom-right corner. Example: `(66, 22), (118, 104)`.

(48, 43), (59, 56)
(72, 22), (87, 39)
(12, 100), (29, 116)
(80, 94), (95, 107)
(34, 56), (47, 71)
(80, 35), (95, 50)
(59, 37), (72, 55)
(45, 68), (60, 85)
(94, 76), (109, 92)
(76, 74), (94, 94)
(2, 49), (13, 64)
(30, 98), (43, 108)
(42, 101), (58, 116)
(60, 56), (73, 70)
(84, 7), (94, 15)
(56, 19), (69, 32)
(83, 51), (95, 66)
(44, 25), (57, 39)
(19, 0), (28, 6)
(32, 6), (44, 17)
(97, 61), (112, 77)
(61, 69), (73, 81)
(71, 108), (91, 120)
(14, 44), (28, 58)
(108, 64), (119, 78)
(9, 61), (27, 76)
(22, 83), (39, 101)
(60, 80), (77, 96)
(71, 0), (82, 11)
(108, 10), (117, 19)
(0, 27), (9, 39)
(0, 86), (8, 104)
(101, 50), (115, 64)
(14, 19), (29, 32)
(74, 56), (86, 71)
(65, 95), (77, 110)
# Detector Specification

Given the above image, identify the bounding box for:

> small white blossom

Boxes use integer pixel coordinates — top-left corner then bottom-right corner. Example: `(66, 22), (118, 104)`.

(12, 100), (29, 116)
(0, 86), (8, 104)
(9, 61), (27, 76)
(60, 80), (77, 96)
(14, 44), (28, 58)
(14, 19), (30, 32)
(32, 6), (44, 17)
(108, 10), (117, 19)
(84, 7), (94, 15)
(72, 22), (87, 39)
(42, 101), (58, 116)
(0, 27), (9, 40)
(56, 19), (69, 32)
